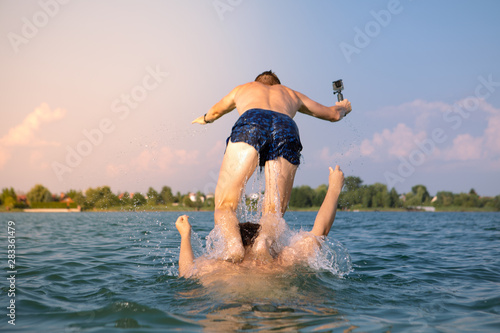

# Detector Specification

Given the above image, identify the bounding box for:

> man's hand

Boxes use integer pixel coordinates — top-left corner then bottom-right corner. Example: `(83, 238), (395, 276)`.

(192, 115), (207, 125)
(328, 165), (345, 192)
(336, 99), (352, 119)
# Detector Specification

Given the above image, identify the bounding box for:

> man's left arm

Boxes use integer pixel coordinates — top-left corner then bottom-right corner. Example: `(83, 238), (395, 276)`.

(192, 85), (241, 125)
(295, 91), (351, 122)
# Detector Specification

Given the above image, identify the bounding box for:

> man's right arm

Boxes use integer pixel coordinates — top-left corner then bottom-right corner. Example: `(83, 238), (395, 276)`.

(192, 85), (241, 124)
(295, 91), (351, 122)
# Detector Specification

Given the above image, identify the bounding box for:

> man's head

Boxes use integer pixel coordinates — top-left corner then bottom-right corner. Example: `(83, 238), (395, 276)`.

(255, 70), (281, 86)
(239, 222), (261, 247)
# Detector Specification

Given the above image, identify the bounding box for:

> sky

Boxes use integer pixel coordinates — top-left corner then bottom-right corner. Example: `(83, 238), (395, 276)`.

(1, 0), (500, 197)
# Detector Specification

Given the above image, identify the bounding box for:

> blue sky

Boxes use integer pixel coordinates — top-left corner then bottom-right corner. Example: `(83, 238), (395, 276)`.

(1, 0), (499, 197)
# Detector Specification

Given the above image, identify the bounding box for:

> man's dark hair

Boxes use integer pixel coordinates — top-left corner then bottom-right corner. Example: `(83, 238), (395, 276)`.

(239, 222), (261, 247)
(255, 70), (281, 86)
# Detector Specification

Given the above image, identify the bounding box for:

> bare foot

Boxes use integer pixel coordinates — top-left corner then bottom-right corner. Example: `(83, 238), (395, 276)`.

(223, 234), (245, 263)
(252, 235), (273, 262)
(175, 215), (191, 238)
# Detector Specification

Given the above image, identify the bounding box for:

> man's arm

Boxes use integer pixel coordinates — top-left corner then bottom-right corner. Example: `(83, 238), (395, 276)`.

(295, 91), (352, 122)
(175, 215), (195, 277)
(310, 165), (344, 237)
(192, 85), (241, 124)
(277, 165), (344, 266)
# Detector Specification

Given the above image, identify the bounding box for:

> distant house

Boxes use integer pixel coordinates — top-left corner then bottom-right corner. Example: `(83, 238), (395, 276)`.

(188, 193), (205, 202)
(16, 194), (27, 204)
(60, 197), (74, 207)
(406, 206), (436, 212)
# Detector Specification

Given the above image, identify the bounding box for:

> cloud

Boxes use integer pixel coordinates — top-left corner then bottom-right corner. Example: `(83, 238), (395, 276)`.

(0, 103), (65, 147)
(360, 123), (427, 161)
(442, 134), (483, 161)
(374, 99), (451, 130)
(356, 98), (500, 166)
(0, 103), (66, 168)
(106, 146), (201, 177)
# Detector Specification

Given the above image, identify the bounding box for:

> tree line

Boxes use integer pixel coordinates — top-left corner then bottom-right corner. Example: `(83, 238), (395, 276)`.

(0, 185), (212, 211)
(1, 176), (499, 211)
(289, 176), (500, 211)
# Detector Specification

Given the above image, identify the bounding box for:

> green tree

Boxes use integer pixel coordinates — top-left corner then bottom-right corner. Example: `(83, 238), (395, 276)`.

(27, 184), (52, 204)
(1, 187), (17, 206)
(344, 176), (363, 192)
(486, 195), (500, 211)
(131, 193), (147, 206)
(338, 178), (364, 209)
(411, 185), (431, 204)
(84, 186), (119, 209)
(312, 184), (328, 207)
(160, 186), (174, 204)
(194, 191), (205, 211)
(182, 194), (193, 207)
(370, 183), (389, 208)
(290, 185), (315, 207)
(435, 191), (454, 207)
(388, 187), (400, 208)
(66, 189), (85, 206)
(146, 187), (161, 205)
(119, 192), (132, 206)
(3, 196), (16, 209)
(361, 185), (374, 208)
(174, 191), (182, 204)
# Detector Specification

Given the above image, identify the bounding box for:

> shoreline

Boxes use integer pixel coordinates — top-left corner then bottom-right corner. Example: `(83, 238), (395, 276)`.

(2, 207), (498, 213)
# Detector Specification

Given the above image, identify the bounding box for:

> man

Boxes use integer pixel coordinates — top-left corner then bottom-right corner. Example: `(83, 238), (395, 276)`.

(175, 164), (345, 279)
(192, 71), (351, 262)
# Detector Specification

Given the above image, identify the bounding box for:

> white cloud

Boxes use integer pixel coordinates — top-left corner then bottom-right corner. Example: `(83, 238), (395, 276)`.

(0, 103), (66, 169)
(360, 123), (427, 161)
(442, 134), (483, 161)
(0, 103), (65, 147)
(357, 98), (500, 166)
(375, 99), (450, 130)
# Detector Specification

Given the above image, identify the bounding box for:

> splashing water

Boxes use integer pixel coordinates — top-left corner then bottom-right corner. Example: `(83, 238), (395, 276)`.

(201, 164), (352, 277)
(200, 220), (352, 277)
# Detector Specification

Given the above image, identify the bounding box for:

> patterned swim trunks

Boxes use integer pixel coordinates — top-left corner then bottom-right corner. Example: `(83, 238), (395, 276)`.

(227, 108), (302, 167)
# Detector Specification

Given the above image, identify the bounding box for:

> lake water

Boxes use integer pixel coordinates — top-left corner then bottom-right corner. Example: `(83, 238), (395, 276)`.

(1, 211), (499, 332)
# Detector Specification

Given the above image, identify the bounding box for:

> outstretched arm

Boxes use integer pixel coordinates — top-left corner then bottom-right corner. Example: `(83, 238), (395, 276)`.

(192, 85), (241, 124)
(277, 165), (344, 266)
(310, 165), (344, 237)
(295, 91), (352, 122)
(175, 215), (195, 277)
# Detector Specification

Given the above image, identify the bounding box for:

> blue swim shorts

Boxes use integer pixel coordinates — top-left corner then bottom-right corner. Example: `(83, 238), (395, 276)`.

(227, 108), (302, 167)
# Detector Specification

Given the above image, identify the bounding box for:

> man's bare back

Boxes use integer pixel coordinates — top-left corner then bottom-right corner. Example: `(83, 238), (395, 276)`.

(193, 81), (351, 124)
(232, 82), (302, 118)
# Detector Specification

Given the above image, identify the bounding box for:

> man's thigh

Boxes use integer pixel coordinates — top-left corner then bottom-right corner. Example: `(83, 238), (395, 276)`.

(215, 141), (259, 209)
(263, 157), (298, 215)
